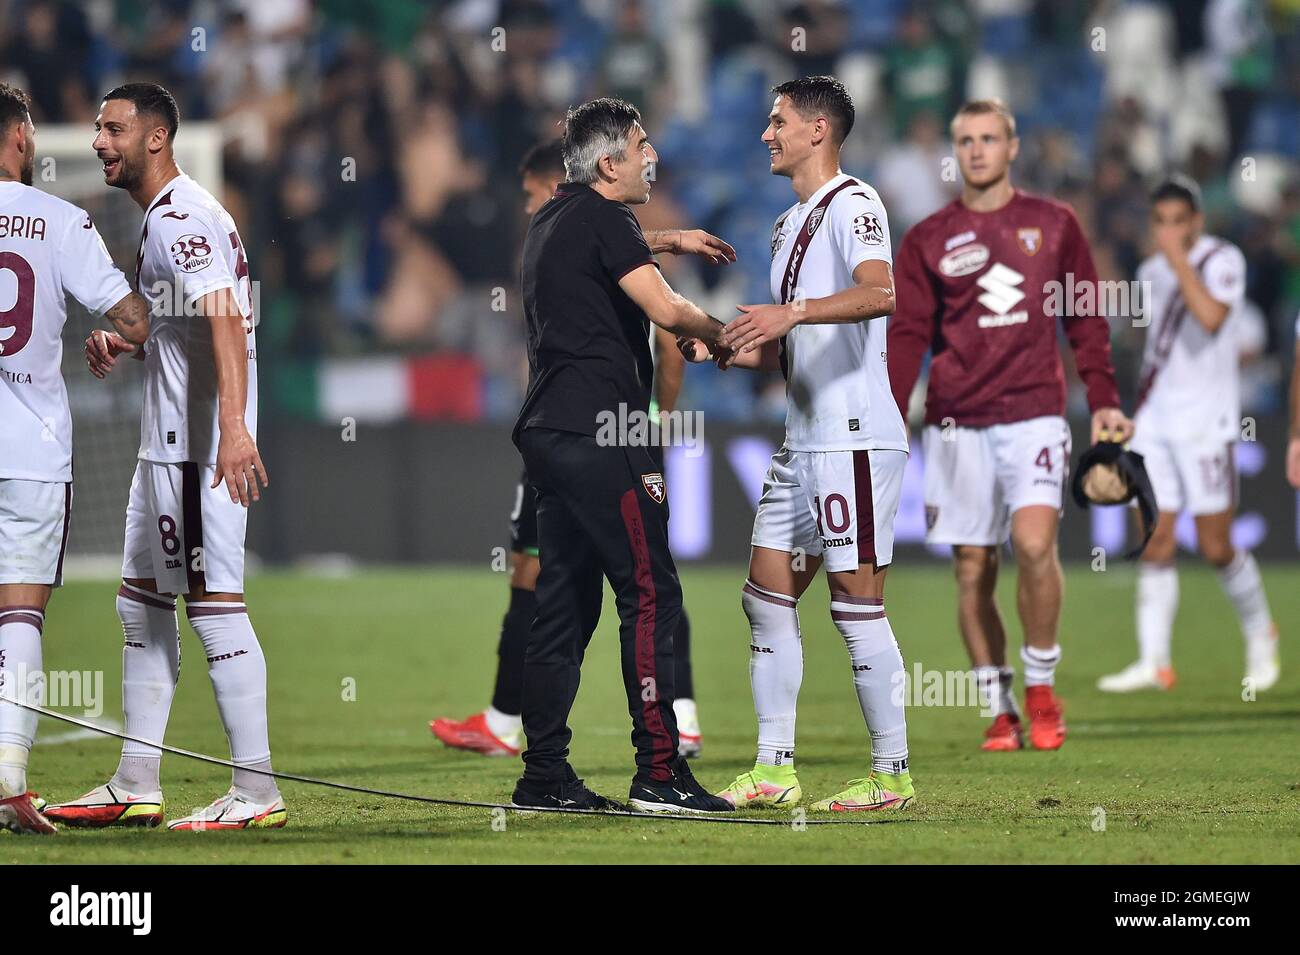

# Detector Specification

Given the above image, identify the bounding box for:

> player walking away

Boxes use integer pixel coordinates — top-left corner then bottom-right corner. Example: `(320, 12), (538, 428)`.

(1099, 176), (1279, 693)
(683, 76), (914, 812)
(44, 83), (283, 831)
(888, 99), (1133, 752)
(0, 84), (149, 835)
(429, 141), (724, 759)
(511, 98), (735, 814)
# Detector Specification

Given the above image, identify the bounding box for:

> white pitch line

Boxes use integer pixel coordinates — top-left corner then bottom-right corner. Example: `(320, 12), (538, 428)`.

(39, 717), (122, 745)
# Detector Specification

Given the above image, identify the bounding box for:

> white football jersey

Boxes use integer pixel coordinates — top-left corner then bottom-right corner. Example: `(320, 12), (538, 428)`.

(1134, 235), (1246, 442)
(0, 181), (132, 482)
(135, 174), (257, 465)
(767, 173), (906, 453)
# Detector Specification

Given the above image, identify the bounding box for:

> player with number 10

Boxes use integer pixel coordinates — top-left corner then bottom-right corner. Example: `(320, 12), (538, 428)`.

(682, 76), (914, 812)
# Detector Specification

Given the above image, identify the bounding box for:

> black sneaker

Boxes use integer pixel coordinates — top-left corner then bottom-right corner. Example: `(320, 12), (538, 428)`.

(628, 759), (735, 814)
(511, 767), (626, 812)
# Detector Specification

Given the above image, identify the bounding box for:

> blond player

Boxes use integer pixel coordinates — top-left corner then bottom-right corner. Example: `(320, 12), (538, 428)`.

(888, 100), (1132, 752)
(1099, 175), (1279, 693)
(0, 83), (149, 834)
(45, 83), (283, 831)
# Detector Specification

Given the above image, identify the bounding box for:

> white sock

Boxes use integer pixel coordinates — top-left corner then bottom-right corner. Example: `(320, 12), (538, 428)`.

(186, 602), (277, 801)
(484, 705), (522, 738)
(1136, 562), (1178, 669)
(672, 697), (700, 736)
(743, 580), (801, 768)
(975, 664), (1019, 718)
(829, 593), (908, 776)
(1216, 551), (1274, 648)
(0, 608), (44, 797)
(1020, 644), (1062, 687)
(111, 584), (179, 794)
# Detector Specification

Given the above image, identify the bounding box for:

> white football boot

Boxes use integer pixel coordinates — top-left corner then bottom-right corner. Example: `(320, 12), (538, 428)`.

(167, 787), (286, 831)
(673, 698), (703, 759)
(42, 782), (165, 828)
(1097, 661), (1176, 693)
(1245, 628), (1280, 693)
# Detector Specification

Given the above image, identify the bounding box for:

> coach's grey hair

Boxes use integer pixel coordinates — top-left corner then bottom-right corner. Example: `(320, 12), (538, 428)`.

(561, 97), (642, 184)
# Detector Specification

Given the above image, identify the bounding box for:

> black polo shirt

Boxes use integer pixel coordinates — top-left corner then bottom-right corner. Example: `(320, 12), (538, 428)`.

(512, 182), (659, 447)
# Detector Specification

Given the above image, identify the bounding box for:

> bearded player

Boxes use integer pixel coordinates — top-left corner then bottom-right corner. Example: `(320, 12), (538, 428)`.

(888, 99), (1132, 752)
(45, 83), (283, 830)
(429, 140), (731, 759)
(1098, 175), (1278, 693)
(682, 76), (913, 811)
(0, 83), (150, 835)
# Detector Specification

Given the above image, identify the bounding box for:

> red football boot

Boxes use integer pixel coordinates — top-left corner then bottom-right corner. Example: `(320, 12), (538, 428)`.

(1025, 685), (1067, 750)
(0, 792), (57, 834)
(981, 712), (1023, 752)
(429, 711), (522, 757)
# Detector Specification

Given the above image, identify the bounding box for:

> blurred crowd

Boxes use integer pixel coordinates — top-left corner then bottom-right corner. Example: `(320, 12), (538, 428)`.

(2, 0), (1298, 422)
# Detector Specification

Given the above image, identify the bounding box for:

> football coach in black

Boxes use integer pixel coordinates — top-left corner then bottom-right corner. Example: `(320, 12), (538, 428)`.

(511, 98), (735, 814)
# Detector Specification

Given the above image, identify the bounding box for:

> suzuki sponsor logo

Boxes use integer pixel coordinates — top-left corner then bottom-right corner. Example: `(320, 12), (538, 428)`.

(976, 263), (1028, 328)
(784, 245), (804, 297)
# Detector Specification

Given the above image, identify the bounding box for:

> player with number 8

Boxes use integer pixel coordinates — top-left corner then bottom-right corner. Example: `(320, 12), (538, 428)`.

(45, 83), (283, 832)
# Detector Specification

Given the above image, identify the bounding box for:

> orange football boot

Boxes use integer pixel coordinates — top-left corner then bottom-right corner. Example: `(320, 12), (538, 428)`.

(981, 712), (1023, 751)
(429, 711), (521, 757)
(1025, 685), (1067, 750)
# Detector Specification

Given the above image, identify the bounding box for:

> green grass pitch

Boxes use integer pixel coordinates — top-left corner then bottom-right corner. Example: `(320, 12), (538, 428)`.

(8, 563), (1299, 863)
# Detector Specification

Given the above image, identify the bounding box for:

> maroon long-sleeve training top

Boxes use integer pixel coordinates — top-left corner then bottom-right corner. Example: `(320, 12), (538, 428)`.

(888, 189), (1120, 427)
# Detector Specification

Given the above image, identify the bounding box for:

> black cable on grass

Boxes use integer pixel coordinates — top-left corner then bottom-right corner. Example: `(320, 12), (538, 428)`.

(15, 700), (912, 828)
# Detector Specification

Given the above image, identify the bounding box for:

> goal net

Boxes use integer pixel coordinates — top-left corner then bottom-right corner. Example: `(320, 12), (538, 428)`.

(37, 124), (223, 575)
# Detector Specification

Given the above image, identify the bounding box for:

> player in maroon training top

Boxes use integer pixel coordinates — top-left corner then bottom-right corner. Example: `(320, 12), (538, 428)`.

(888, 99), (1133, 753)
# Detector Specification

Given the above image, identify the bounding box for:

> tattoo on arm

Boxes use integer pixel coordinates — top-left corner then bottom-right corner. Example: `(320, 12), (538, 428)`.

(105, 291), (150, 343)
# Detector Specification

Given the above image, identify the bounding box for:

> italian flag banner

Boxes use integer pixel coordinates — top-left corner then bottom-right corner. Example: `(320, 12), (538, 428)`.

(273, 353), (484, 423)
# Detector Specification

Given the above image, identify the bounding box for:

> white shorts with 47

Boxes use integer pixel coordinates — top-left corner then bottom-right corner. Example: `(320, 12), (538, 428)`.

(922, 415), (1072, 547)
